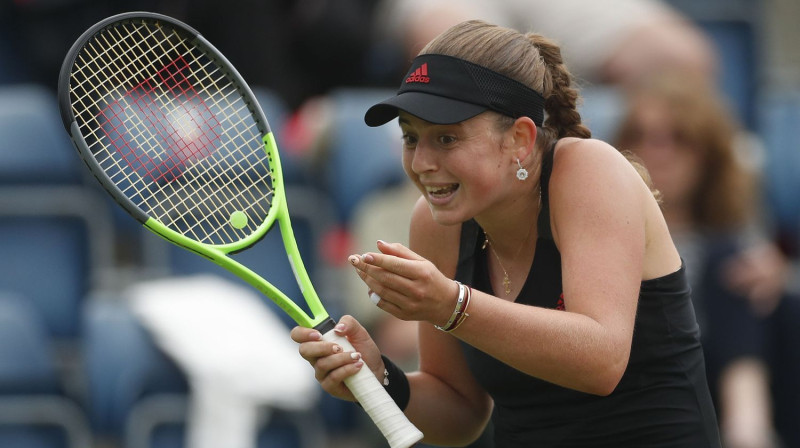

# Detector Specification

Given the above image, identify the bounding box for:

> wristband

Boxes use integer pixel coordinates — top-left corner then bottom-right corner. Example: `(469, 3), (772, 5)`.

(380, 354), (410, 411)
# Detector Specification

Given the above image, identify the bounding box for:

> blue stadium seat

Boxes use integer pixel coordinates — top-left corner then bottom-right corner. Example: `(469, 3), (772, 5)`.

(0, 293), (93, 448)
(0, 187), (115, 341)
(696, 19), (758, 129)
(759, 89), (800, 249)
(0, 84), (84, 185)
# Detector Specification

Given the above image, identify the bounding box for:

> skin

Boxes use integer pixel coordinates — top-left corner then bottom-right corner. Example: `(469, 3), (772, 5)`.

(291, 110), (682, 446)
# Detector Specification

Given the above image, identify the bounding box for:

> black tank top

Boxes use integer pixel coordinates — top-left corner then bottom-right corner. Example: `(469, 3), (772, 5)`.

(455, 145), (721, 447)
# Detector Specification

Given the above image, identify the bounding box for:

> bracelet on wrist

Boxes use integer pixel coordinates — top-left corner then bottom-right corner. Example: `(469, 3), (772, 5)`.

(435, 281), (472, 332)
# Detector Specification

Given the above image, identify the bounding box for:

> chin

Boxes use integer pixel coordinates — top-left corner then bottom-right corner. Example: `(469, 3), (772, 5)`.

(428, 205), (469, 227)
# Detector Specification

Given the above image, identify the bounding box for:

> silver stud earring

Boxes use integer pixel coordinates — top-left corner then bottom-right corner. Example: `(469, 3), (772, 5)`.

(516, 158), (529, 181)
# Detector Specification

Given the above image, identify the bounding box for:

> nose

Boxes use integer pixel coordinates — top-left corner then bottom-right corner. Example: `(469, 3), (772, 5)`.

(408, 139), (436, 175)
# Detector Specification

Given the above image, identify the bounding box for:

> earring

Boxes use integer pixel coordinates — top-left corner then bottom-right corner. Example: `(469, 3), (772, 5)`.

(516, 158), (529, 181)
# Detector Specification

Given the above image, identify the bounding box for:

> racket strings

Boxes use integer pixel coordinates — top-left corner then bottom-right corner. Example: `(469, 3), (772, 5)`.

(68, 19), (274, 245)
(88, 23), (268, 234)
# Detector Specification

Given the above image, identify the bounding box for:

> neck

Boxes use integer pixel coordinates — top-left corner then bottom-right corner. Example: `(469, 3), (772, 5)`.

(476, 185), (540, 255)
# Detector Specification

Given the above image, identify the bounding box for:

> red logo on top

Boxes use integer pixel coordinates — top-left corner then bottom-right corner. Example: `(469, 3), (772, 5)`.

(405, 63), (430, 83)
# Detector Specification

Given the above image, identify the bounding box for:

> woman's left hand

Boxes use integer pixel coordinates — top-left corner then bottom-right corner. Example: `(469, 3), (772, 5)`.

(348, 240), (459, 326)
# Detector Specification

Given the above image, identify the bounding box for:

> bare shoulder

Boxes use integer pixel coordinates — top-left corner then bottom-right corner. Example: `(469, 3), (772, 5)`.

(409, 196), (461, 278)
(552, 138), (637, 176)
(549, 137), (648, 201)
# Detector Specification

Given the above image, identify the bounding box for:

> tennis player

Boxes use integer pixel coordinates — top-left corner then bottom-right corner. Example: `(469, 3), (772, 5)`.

(292, 20), (722, 447)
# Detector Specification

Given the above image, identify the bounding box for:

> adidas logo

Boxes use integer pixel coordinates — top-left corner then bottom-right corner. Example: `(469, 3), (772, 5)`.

(405, 63), (430, 83)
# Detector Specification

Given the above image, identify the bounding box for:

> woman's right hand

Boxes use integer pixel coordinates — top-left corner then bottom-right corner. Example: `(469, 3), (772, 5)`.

(290, 315), (384, 402)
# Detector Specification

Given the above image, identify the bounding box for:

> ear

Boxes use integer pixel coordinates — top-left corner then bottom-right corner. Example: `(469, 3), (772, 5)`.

(509, 116), (538, 161)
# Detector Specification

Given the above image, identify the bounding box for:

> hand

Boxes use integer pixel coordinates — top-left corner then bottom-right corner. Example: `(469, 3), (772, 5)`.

(290, 315), (384, 402)
(723, 243), (789, 316)
(348, 240), (459, 326)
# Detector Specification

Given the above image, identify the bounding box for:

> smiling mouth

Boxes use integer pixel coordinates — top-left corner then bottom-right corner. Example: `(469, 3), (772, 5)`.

(425, 184), (459, 199)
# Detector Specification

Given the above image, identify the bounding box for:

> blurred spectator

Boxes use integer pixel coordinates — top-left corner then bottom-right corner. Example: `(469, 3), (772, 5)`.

(614, 71), (798, 448)
(372, 0), (717, 87)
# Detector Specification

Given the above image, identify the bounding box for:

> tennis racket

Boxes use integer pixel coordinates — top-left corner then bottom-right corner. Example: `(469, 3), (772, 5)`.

(57, 12), (423, 448)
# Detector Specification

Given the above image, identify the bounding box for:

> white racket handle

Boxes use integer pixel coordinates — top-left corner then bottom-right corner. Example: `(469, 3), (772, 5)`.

(321, 329), (424, 448)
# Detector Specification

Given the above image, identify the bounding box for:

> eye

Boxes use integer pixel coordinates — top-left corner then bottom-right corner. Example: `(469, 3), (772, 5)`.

(401, 132), (418, 148)
(438, 134), (457, 146)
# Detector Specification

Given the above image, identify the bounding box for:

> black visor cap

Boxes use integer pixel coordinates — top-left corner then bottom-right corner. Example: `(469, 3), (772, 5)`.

(364, 54), (544, 128)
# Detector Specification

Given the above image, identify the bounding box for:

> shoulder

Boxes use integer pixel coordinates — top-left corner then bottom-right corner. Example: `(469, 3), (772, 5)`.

(409, 196), (461, 278)
(547, 138), (652, 241)
(548, 137), (649, 202)
(551, 137), (637, 178)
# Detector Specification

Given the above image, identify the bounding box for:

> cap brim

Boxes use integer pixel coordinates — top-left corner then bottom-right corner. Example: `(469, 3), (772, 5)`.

(364, 92), (488, 127)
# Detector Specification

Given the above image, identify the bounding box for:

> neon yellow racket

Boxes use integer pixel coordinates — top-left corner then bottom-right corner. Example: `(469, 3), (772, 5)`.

(57, 12), (422, 448)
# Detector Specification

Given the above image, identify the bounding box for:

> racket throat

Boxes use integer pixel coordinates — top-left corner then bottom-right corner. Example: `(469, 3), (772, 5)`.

(313, 317), (337, 334)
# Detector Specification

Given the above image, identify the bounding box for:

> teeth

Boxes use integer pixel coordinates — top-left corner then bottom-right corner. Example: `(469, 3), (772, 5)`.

(426, 184), (457, 195)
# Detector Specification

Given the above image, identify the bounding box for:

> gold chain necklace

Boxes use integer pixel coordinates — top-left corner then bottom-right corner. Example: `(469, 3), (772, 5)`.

(482, 227), (532, 296)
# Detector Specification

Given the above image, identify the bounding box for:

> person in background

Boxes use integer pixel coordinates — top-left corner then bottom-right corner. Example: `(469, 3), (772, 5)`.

(293, 20), (721, 447)
(372, 0), (717, 88)
(613, 72), (788, 448)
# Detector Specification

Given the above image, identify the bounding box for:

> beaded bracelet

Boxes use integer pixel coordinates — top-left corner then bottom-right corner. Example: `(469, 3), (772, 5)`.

(435, 281), (471, 332)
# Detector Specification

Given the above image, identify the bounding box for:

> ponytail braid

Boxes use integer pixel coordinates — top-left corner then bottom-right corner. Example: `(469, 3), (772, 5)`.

(528, 33), (592, 141)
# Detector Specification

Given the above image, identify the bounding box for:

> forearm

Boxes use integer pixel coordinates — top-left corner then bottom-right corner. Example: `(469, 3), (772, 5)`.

(404, 370), (492, 446)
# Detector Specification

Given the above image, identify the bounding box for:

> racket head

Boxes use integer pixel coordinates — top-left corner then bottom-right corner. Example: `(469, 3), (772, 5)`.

(58, 11), (282, 253)
(57, 12), (334, 328)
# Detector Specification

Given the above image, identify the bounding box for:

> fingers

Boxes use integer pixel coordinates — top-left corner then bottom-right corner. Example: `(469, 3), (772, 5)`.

(291, 324), (365, 401)
(376, 239), (425, 260)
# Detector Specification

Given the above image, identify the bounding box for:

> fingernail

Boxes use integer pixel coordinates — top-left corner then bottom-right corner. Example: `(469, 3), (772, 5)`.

(332, 345), (342, 353)
(363, 253), (374, 263)
(350, 352), (362, 360)
(377, 239), (386, 245)
(348, 255), (359, 265)
(334, 323), (346, 333)
(309, 331), (322, 340)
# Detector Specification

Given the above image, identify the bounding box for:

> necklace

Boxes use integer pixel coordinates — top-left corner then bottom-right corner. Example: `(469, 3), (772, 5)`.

(482, 228), (531, 296)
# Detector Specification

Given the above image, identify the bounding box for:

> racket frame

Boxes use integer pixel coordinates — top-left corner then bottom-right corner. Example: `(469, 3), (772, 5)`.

(59, 11), (332, 331)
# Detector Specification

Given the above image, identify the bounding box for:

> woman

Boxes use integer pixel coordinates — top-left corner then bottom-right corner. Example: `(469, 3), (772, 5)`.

(292, 20), (721, 447)
(614, 73), (784, 448)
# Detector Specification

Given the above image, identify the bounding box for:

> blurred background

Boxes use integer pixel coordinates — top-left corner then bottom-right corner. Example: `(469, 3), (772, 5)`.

(0, 0), (798, 447)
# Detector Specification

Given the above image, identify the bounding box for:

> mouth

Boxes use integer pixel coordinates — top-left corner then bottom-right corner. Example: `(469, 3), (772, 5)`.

(425, 183), (459, 201)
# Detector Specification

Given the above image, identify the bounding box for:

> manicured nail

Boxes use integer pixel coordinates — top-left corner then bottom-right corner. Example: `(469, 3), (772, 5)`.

(377, 239), (386, 245)
(332, 345), (342, 353)
(334, 323), (346, 333)
(348, 255), (359, 265)
(309, 331), (322, 340)
(350, 352), (362, 360)
(363, 253), (374, 263)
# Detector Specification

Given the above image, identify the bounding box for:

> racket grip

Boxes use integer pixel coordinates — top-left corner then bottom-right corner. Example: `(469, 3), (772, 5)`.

(321, 329), (424, 448)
